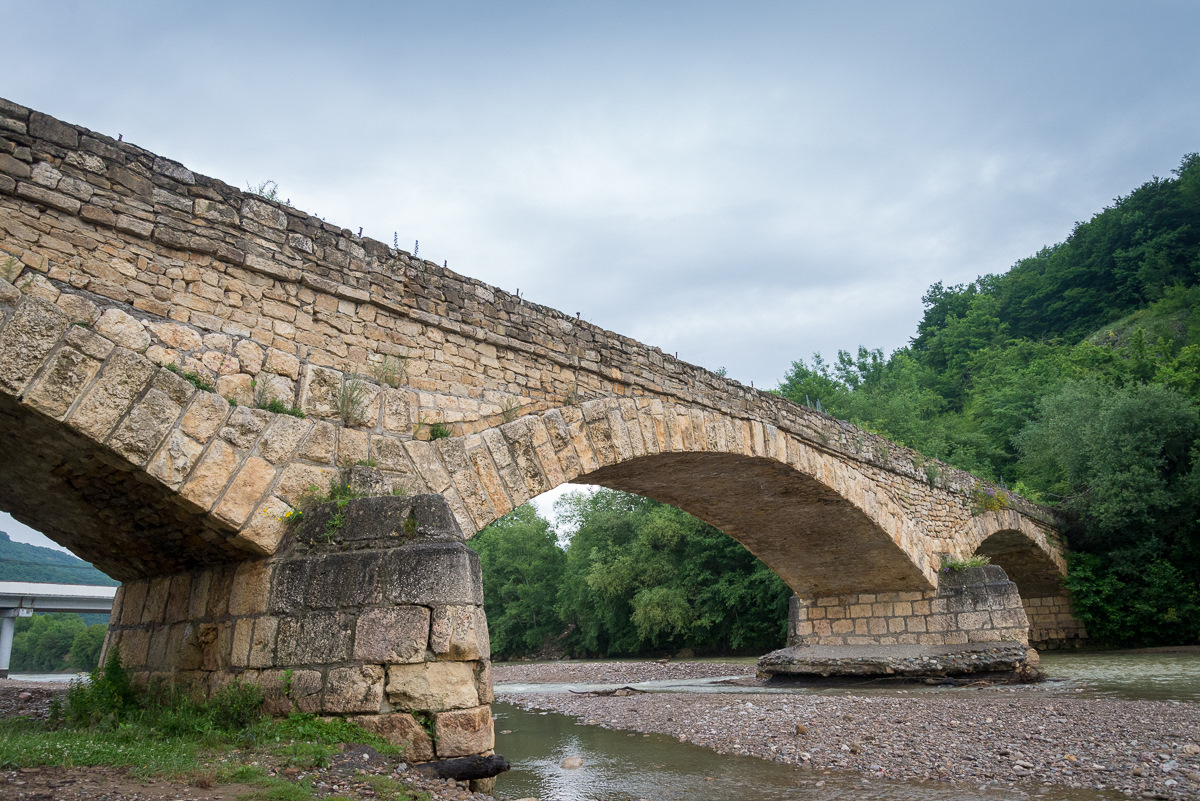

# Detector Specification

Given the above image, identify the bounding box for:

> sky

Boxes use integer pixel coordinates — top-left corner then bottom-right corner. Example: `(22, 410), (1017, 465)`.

(2, 1), (1198, 554)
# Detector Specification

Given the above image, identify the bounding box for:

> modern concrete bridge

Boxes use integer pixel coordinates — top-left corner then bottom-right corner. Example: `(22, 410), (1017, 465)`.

(0, 98), (1084, 765)
(0, 580), (116, 677)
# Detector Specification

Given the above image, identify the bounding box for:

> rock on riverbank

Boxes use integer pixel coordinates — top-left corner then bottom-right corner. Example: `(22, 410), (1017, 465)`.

(497, 661), (1200, 799)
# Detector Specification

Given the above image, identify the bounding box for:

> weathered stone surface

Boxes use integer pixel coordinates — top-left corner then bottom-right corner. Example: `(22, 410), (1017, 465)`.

(25, 346), (101, 419)
(430, 605), (490, 661)
(276, 612), (353, 664)
(756, 641), (1031, 679)
(352, 713), (435, 762)
(0, 295), (68, 394)
(214, 456), (277, 527)
(382, 543), (484, 606)
(94, 308), (150, 352)
(69, 348), (157, 440)
(434, 705), (494, 757)
(324, 664), (385, 714)
(107, 388), (182, 465)
(303, 552), (383, 608)
(353, 606), (430, 663)
(385, 662), (479, 711)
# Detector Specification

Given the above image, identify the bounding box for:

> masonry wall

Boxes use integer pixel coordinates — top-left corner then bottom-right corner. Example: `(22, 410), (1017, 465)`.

(101, 494), (494, 764)
(788, 566), (1031, 648)
(0, 95), (1059, 541)
(1024, 593), (1088, 649)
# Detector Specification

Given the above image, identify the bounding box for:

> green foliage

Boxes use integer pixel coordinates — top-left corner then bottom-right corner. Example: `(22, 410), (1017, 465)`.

(165, 362), (215, 393)
(370, 354), (409, 388)
(774, 153), (1200, 647)
(11, 613), (100, 672)
(338, 371), (368, 427)
(969, 486), (1011, 515)
(472, 491), (790, 658)
(940, 555), (992, 571)
(1065, 552), (1200, 647)
(52, 648), (138, 728)
(468, 505), (566, 658)
(68, 623), (106, 670)
(0, 531), (117, 585)
(246, 180), (291, 206)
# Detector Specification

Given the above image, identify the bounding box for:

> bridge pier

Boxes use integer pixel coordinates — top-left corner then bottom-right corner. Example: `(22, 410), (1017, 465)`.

(101, 495), (500, 777)
(760, 566), (1038, 678)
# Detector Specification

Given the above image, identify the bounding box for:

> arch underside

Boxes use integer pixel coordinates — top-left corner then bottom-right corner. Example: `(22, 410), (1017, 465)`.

(974, 529), (1065, 597)
(0, 393), (239, 581)
(577, 452), (928, 597)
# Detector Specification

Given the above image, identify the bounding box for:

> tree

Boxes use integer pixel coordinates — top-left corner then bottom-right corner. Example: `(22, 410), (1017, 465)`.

(467, 504), (565, 659)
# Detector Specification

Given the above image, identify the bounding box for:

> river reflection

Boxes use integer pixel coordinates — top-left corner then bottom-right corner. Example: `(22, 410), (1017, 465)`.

(492, 703), (1118, 801)
(493, 652), (1200, 801)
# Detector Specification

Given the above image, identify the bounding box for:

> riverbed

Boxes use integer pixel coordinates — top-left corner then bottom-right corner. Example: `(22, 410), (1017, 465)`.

(494, 653), (1200, 800)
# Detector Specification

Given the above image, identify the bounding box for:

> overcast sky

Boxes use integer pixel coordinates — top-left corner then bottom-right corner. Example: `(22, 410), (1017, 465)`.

(3, 2), (1198, 555)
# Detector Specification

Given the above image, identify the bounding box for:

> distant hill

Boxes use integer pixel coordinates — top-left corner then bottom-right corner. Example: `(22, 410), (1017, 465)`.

(0, 531), (118, 586)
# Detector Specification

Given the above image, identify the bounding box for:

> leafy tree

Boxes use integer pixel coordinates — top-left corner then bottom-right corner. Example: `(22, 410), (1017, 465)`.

(11, 613), (86, 672)
(467, 504), (566, 659)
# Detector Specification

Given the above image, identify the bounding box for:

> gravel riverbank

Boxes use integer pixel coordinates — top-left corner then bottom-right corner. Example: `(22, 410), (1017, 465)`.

(496, 660), (1200, 799)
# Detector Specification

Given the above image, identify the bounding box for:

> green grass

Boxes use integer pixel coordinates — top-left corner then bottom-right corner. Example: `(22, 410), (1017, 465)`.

(0, 652), (410, 797)
(164, 362), (216, 393)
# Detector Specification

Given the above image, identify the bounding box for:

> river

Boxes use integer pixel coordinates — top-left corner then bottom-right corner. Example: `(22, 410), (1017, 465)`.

(492, 651), (1200, 801)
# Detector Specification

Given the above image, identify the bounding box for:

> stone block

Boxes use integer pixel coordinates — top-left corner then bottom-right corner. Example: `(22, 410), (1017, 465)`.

(215, 456), (277, 527)
(234, 495), (292, 556)
(25, 346), (102, 420)
(434, 705), (494, 757)
(956, 611), (991, 631)
(228, 560), (273, 616)
(429, 605), (490, 661)
(382, 543), (483, 607)
(276, 612), (353, 665)
(94, 308), (150, 351)
(181, 392), (231, 442)
(353, 606), (430, 663)
(304, 552), (384, 608)
(0, 294), (68, 394)
(70, 348), (157, 441)
(258, 415), (311, 464)
(385, 662), (479, 711)
(261, 668), (322, 715)
(352, 713), (435, 763)
(165, 574), (191, 624)
(248, 617), (279, 668)
(119, 581), (148, 625)
(475, 661), (493, 704)
(324, 664), (385, 714)
(231, 619), (254, 667)
(180, 439), (241, 510)
(268, 559), (310, 614)
(108, 388), (182, 466)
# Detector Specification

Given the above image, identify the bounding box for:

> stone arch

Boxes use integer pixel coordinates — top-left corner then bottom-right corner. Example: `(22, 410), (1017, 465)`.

(962, 511), (1084, 648)
(435, 396), (939, 596)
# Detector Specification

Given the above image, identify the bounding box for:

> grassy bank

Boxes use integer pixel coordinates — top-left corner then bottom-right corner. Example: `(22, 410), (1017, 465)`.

(0, 652), (427, 801)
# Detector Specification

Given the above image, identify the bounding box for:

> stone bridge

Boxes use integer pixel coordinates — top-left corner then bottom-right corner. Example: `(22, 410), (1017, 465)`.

(0, 98), (1083, 767)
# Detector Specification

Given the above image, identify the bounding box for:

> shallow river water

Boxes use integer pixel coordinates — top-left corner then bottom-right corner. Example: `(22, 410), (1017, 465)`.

(492, 652), (1199, 801)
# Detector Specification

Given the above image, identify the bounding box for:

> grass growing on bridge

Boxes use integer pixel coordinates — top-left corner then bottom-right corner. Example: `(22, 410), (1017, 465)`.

(0, 650), (423, 800)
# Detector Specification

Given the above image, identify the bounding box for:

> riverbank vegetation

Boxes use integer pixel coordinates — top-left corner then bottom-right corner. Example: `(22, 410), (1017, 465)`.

(468, 493), (791, 660)
(777, 153), (1200, 647)
(0, 650), (423, 800)
(9, 613), (105, 673)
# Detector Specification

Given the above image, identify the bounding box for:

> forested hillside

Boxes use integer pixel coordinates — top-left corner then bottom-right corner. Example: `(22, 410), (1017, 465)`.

(0, 531), (117, 585)
(779, 154), (1200, 647)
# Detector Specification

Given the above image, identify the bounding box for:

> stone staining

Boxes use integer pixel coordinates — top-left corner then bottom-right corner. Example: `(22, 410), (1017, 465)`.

(102, 495), (494, 761)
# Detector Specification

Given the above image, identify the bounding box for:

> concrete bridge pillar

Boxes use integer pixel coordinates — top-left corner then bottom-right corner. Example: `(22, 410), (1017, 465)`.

(101, 495), (499, 775)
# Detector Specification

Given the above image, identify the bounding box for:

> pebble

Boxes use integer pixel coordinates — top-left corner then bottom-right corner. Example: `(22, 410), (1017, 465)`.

(497, 659), (1200, 800)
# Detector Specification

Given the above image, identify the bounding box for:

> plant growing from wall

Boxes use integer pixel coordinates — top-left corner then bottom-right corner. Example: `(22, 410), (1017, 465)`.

(165, 362), (215, 393)
(940, 554), (991, 572)
(414, 416), (453, 441)
(251, 378), (305, 418)
(369, 354), (409, 388)
(563, 380), (581, 407)
(969, 485), (1011, 515)
(338, 371), (368, 427)
(500, 396), (523, 423)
